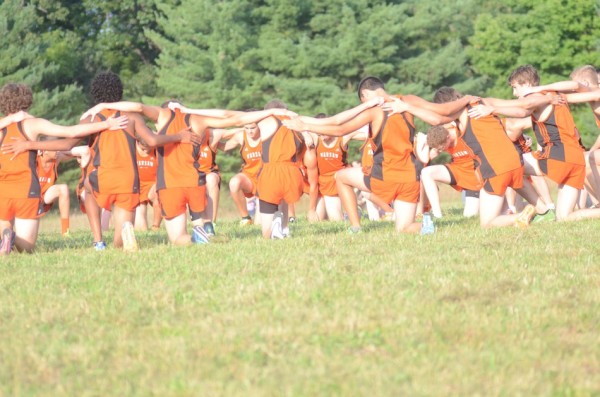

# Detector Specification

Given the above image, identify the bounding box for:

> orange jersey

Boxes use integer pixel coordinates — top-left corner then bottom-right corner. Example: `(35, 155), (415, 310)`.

(359, 130), (376, 176)
(446, 124), (477, 165)
(240, 131), (262, 178)
(316, 136), (347, 175)
(531, 95), (584, 165)
(0, 121), (40, 199)
(196, 130), (219, 174)
(37, 157), (58, 196)
(261, 117), (305, 164)
(595, 112), (600, 129)
(462, 102), (522, 179)
(137, 149), (157, 184)
(370, 108), (422, 183)
(156, 109), (206, 190)
(89, 110), (139, 194)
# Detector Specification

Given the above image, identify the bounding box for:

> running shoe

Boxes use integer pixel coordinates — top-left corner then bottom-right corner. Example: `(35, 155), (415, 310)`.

(271, 211), (284, 239)
(93, 241), (107, 251)
(239, 217), (253, 226)
(204, 222), (216, 236)
(532, 209), (556, 223)
(0, 228), (15, 255)
(122, 221), (139, 252)
(192, 225), (210, 244)
(420, 213), (435, 235)
(515, 204), (536, 228)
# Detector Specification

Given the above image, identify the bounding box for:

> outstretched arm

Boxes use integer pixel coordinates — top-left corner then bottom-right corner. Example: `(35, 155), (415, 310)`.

(520, 81), (590, 96)
(298, 97), (384, 126)
(81, 102), (162, 122)
(195, 109), (297, 130)
(0, 111), (34, 129)
(381, 98), (461, 125)
(1, 137), (81, 159)
(169, 102), (243, 119)
(402, 94), (475, 116)
(132, 114), (201, 148)
(28, 116), (128, 139)
(284, 108), (379, 137)
(562, 89), (600, 104)
(503, 117), (533, 141)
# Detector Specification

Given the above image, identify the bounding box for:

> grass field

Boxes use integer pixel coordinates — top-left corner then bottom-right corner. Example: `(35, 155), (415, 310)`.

(1, 188), (599, 396)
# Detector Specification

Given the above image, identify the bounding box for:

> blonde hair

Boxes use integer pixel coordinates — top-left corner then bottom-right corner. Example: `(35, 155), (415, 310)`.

(570, 65), (598, 87)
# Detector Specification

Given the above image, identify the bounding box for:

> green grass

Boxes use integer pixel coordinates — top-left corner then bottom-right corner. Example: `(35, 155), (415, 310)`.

(1, 205), (600, 397)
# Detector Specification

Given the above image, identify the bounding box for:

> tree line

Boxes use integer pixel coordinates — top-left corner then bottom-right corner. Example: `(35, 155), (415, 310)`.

(1, 0), (599, 160)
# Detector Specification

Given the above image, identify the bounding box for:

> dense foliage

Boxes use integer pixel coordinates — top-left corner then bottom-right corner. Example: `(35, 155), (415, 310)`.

(2, 0), (599, 174)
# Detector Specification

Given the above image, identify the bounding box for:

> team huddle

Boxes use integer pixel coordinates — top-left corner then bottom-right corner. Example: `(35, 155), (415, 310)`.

(1, 64), (600, 254)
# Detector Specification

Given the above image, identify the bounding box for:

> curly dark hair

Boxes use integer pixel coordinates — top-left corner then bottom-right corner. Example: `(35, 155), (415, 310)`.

(427, 125), (450, 150)
(0, 83), (33, 115)
(90, 72), (123, 104)
(508, 65), (540, 86)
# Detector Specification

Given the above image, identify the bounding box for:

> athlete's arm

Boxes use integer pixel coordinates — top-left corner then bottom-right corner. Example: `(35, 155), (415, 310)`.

(198, 109), (297, 130)
(589, 135), (600, 152)
(132, 113), (200, 148)
(169, 102), (242, 118)
(219, 131), (243, 152)
(298, 97), (383, 126)
(81, 102), (162, 122)
(414, 132), (430, 164)
(284, 108), (379, 137)
(520, 81), (589, 96)
(26, 116), (128, 140)
(303, 147), (319, 222)
(381, 98), (460, 125)
(0, 137), (81, 159)
(481, 94), (559, 111)
(503, 117), (532, 141)
(0, 111), (34, 129)
(402, 94), (475, 116)
(562, 89), (600, 104)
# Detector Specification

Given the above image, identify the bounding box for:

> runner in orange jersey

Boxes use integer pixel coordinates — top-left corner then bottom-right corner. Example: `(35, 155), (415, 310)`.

(134, 140), (162, 231)
(257, 97), (385, 238)
(385, 83), (560, 228)
(0, 83), (127, 254)
(85, 100), (296, 244)
(469, 65), (600, 222)
(284, 77), (473, 234)
(218, 115), (262, 225)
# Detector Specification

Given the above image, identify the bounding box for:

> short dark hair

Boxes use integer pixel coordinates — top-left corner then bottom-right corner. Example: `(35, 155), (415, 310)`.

(508, 65), (540, 86)
(244, 108), (260, 112)
(433, 87), (463, 104)
(0, 83), (33, 115)
(264, 99), (287, 110)
(90, 72), (123, 104)
(315, 113), (327, 118)
(357, 76), (384, 99)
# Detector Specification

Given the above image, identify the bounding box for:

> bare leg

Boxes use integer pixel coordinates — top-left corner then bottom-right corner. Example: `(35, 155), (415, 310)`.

(203, 172), (221, 224)
(323, 195), (344, 221)
(557, 184), (600, 221)
(335, 168), (370, 229)
(111, 206), (135, 248)
(393, 200), (420, 233)
(134, 203), (148, 231)
(421, 165), (452, 218)
(13, 218), (40, 253)
(83, 184), (103, 243)
(164, 213), (193, 245)
(229, 173), (253, 218)
(479, 189), (519, 228)
(516, 178), (548, 214)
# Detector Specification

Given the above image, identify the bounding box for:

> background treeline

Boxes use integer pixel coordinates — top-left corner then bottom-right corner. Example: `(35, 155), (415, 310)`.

(1, 0), (599, 175)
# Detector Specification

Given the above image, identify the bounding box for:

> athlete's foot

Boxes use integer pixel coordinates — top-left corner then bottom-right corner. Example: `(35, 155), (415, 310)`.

(420, 213), (435, 235)
(239, 216), (253, 226)
(151, 224), (161, 231)
(191, 225), (210, 244)
(203, 222), (216, 236)
(0, 228), (15, 256)
(347, 226), (362, 234)
(515, 204), (536, 228)
(432, 210), (443, 219)
(122, 222), (139, 252)
(271, 211), (284, 239)
(62, 229), (70, 238)
(93, 241), (107, 251)
(381, 212), (394, 222)
(288, 216), (296, 224)
(532, 208), (556, 223)
(282, 226), (291, 238)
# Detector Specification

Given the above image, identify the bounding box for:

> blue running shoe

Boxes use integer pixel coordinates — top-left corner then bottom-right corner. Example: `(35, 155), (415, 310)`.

(192, 225), (210, 244)
(420, 213), (435, 235)
(203, 222), (215, 236)
(93, 241), (107, 251)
